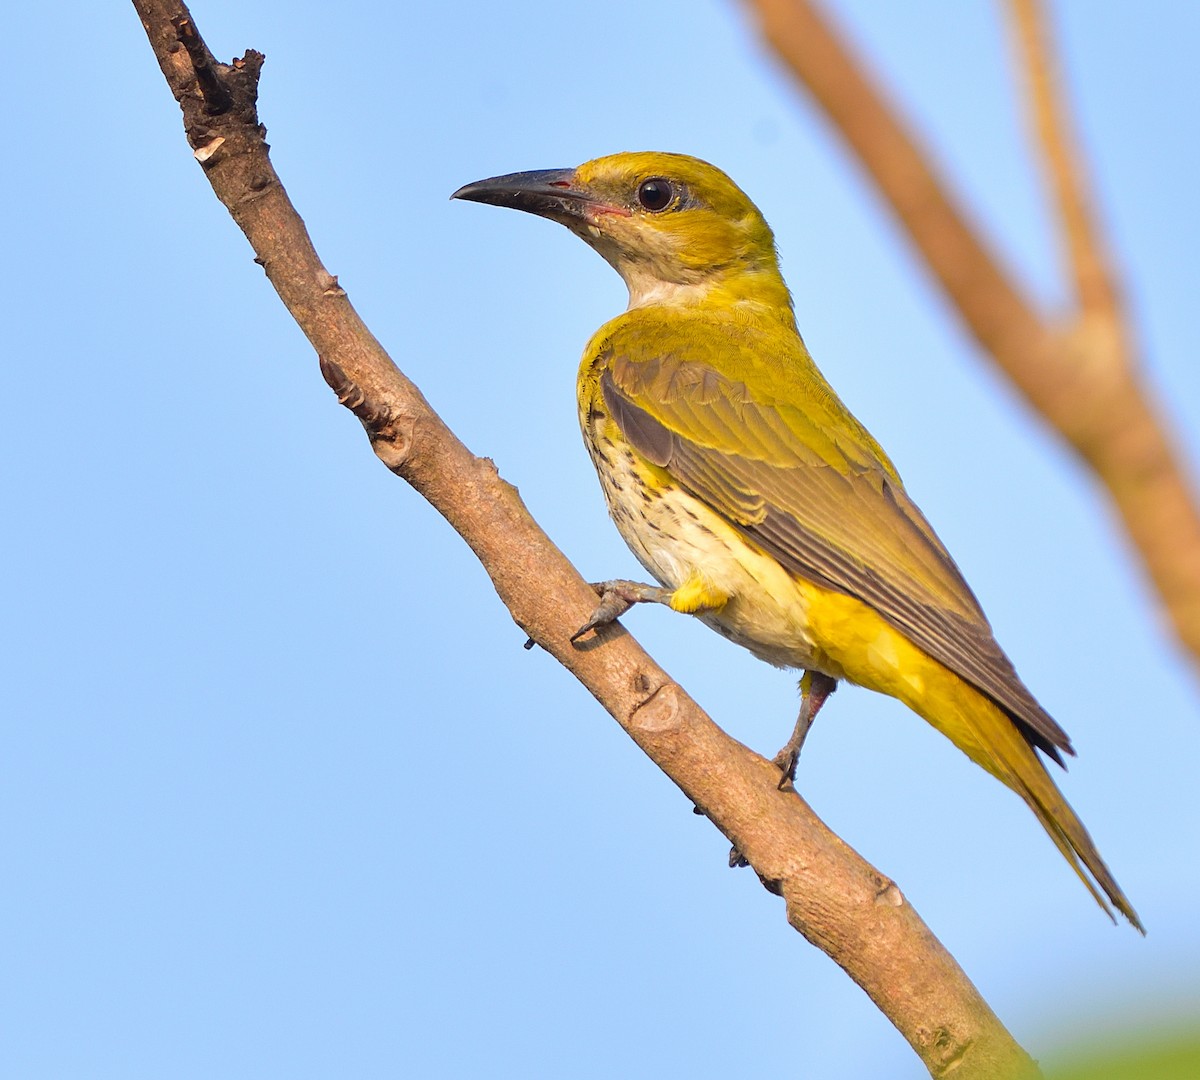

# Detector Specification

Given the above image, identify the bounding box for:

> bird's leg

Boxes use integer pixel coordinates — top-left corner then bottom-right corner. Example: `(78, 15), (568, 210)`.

(570, 579), (673, 642)
(728, 671), (839, 869)
(773, 671), (837, 789)
(572, 573), (729, 642)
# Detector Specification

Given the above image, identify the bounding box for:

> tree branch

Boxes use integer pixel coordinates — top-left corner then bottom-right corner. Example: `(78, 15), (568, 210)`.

(132, 1), (1041, 1076)
(1006, 0), (1117, 319)
(743, 0), (1200, 669)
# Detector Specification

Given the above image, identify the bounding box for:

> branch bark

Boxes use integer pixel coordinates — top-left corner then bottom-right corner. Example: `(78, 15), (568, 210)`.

(132, 2), (1041, 1076)
(743, 0), (1200, 669)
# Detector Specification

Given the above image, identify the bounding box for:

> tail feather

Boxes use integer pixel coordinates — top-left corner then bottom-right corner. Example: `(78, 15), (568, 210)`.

(941, 686), (1145, 933)
(806, 592), (1141, 928)
(981, 710), (1144, 932)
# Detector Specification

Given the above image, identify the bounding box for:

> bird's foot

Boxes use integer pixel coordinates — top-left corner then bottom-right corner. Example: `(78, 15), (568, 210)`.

(772, 746), (802, 791)
(570, 579), (672, 642)
(770, 671), (838, 790)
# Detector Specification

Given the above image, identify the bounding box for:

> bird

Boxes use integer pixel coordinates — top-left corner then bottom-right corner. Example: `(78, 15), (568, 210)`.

(452, 151), (1141, 930)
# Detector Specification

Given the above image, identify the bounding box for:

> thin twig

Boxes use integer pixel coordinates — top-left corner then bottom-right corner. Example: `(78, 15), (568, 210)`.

(131, 1), (1041, 1076)
(743, 0), (1200, 668)
(1007, 0), (1119, 320)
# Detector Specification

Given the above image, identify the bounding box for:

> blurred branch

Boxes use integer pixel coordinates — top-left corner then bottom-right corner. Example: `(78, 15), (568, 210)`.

(132, 1), (1040, 1076)
(1006, 0), (1116, 317)
(743, 0), (1200, 669)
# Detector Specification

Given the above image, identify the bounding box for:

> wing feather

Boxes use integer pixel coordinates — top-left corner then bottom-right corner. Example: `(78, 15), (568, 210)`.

(599, 337), (1072, 763)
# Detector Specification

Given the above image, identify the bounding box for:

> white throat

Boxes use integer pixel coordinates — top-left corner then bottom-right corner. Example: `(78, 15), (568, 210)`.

(622, 267), (715, 310)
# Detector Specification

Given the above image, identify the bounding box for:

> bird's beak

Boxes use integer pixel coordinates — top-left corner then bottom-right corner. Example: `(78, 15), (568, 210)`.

(451, 168), (599, 225)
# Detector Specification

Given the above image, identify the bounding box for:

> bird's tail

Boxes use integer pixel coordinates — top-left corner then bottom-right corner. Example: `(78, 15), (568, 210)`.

(914, 675), (1144, 933)
(805, 592), (1141, 929)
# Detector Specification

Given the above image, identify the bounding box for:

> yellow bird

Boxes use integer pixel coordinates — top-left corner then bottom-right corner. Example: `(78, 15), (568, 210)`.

(453, 151), (1141, 930)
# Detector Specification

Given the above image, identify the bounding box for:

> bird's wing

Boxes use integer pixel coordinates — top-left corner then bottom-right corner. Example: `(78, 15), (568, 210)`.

(599, 334), (1072, 762)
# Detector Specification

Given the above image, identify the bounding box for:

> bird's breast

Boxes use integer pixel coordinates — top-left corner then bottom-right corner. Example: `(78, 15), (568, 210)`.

(578, 390), (829, 672)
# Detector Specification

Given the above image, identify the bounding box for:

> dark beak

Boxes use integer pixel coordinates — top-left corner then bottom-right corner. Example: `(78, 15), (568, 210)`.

(451, 168), (595, 224)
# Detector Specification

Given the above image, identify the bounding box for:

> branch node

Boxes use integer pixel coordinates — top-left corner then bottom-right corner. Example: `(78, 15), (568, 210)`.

(319, 357), (401, 450)
(170, 15), (234, 114)
(758, 872), (785, 896)
(875, 876), (905, 908)
(926, 1026), (973, 1073)
(628, 680), (681, 732)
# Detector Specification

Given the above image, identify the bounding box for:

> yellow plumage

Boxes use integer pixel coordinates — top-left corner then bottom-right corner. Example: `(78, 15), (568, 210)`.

(453, 151), (1142, 930)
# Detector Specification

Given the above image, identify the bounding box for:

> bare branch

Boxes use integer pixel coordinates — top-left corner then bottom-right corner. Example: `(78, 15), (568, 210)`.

(742, 0), (1200, 669)
(1006, 0), (1119, 321)
(132, 1), (1041, 1075)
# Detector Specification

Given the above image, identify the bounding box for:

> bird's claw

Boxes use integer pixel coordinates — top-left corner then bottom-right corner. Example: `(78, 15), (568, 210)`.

(772, 747), (799, 791)
(570, 579), (669, 642)
(570, 586), (634, 642)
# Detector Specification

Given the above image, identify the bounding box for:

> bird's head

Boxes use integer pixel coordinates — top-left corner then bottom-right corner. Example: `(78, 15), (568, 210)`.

(453, 151), (792, 313)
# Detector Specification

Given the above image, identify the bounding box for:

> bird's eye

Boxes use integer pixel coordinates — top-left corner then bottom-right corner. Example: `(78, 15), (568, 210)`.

(637, 178), (674, 212)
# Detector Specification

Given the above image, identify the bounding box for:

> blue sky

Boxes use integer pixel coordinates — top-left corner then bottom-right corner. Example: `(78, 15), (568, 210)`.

(3, 1), (1198, 1076)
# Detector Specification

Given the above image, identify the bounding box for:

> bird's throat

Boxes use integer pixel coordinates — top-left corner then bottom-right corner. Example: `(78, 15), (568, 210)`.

(622, 263), (794, 317)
